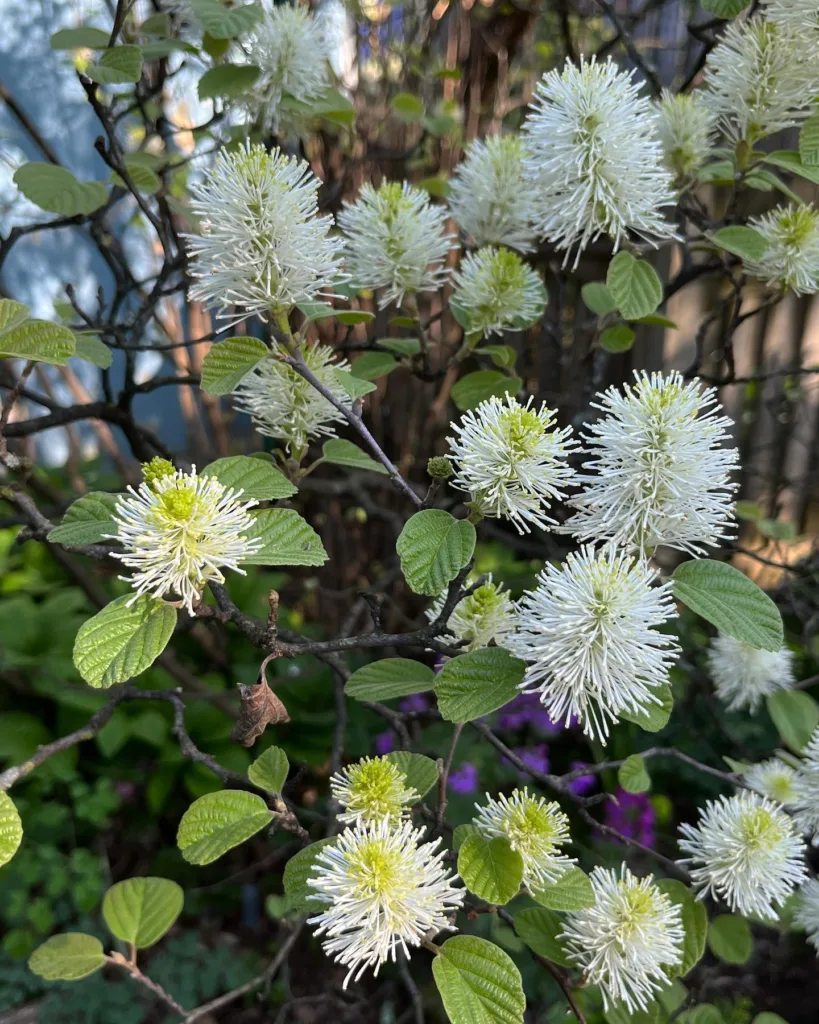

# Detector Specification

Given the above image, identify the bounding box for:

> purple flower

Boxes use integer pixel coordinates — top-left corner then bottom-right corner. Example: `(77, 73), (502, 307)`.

(400, 693), (430, 714)
(495, 693), (576, 734)
(603, 788), (656, 847)
(566, 761), (597, 797)
(449, 762), (478, 794)
(434, 654), (447, 674)
(509, 743), (550, 779)
(374, 730), (395, 755)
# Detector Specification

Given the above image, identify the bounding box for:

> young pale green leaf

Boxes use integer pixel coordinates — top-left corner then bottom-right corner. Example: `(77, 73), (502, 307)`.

(379, 337), (422, 358)
(432, 935), (525, 1024)
(345, 658), (435, 702)
(248, 746), (289, 793)
(656, 879), (708, 976)
(619, 685), (674, 733)
(752, 1015), (788, 1024)
(242, 509), (328, 567)
(617, 754), (651, 794)
(140, 12), (171, 33)
(200, 336), (268, 395)
(322, 438), (388, 475)
(451, 371), (523, 412)
(712, 226), (769, 262)
(50, 26), (110, 49)
(707, 914), (753, 965)
(102, 877), (184, 949)
(530, 866), (595, 912)
(453, 823), (479, 850)
(766, 690), (819, 753)
(351, 351), (398, 380)
(190, 0), (261, 38)
(0, 320), (77, 365)
(458, 833), (524, 906)
(332, 369), (377, 400)
(800, 112), (819, 167)
(14, 163), (108, 217)
(599, 324), (635, 353)
(0, 792), (23, 868)
(636, 313), (678, 328)
(513, 907), (572, 966)
(435, 647), (524, 723)
(111, 154), (161, 195)
(177, 791), (272, 865)
(671, 559), (784, 652)
(582, 281), (618, 316)
(384, 752), (439, 798)
(198, 63), (261, 101)
(73, 333), (112, 368)
(296, 301), (336, 324)
(765, 150), (819, 186)
(701, 0), (751, 17)
(336, 310), (375, 326)
(604, 1002), (667, 1024)
(396, 509), (475, 597)
(85, 45), (144, 85)
(73, 595), (177, 689)
(478, 345), (517, 369)
(283, 837), (337, 910)
(606, 252), (663, 321)
(392, 92), (425, 122)
(47, 492), (120, 546)
(0, 298), (30, 333)
(678, 1006), (728, 1024)
(201, 455), (297, 500)
(28, 934), (106, 981)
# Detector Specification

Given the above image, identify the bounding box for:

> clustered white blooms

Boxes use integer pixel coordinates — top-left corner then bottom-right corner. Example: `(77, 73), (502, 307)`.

(792, 728), (819, 845)
(233, 341), (351, 454)
(242, 5), (330, 133)
(426, 573), (515, 652)
(522, 56), (676, 266)
(337, 181), (455, 307)
(110, 459), (261, 616)
(707, 633), (795, 713)
(560, 865), (684, 1014)
(330, 756), (419, 827)
(654, 90), (716, 181)
(744, 758), (799, 809)
(448, 134), (538, 252)
(566, 371), (739, 554)
(762, 0), (819, 44)
(507, 545), (679, 743)
(186, 144), (344, 325)
(450, 247), (547, 338)
(746, 204), (819, 296)
(306, 818), (463, 986)
(795, 878), (819, 954)
(678, 790), (807, 919)
(447, 394), (577, 535)
(473, 788), (575, 891)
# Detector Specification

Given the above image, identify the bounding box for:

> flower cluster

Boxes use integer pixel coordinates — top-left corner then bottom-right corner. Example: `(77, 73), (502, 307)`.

(761, 0), (819, 45)
(744, 759), (798, 808)
(746, 204), (819, 296)
(330, 756), (419, 827)
(426, 573), (515, 652)
(707, 633), (795, 713)
(795, 878), (819, 954)
(654, 90), (716, 181)
(793, 728), (819, 844)
(450, 247), (547, 338)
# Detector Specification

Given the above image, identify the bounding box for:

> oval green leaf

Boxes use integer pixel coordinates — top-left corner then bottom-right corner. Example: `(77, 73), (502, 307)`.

(451, 371), (523, 412)
(712, 226), (768, 262)
(351, 351), (398, 380)
(384, 751), (439, 798)
(198, 63), (260, 100)
(345, 658), (435, 702)
(102, 876), (184, 948)
(322, 438), (388, 475)
(600, 324), (635, 353)
(606, 251), (663, 321)
(248, 746), (289, 793)
(86, 45), (143, 85)
(242, 509), (328, 567)
(13, 163), (108, 217)
(707, 914), (753, 965)
(766, 690), (819, 754)
(0, 792), (23, 868)
(432, 935), (525, 1024)
(656, 879), (708, 975)
(200, 336), (268, 395)
(582, 281), (618, 316)
(177, 791), (272, 865)
(458, 833), (524, 906)
(530, 866), (595, 911)
(435, 647), (524, 723)
(618, 754), (651, 794)
(0, 320), (77, 365)
(514, 907), (572, 966)
(47, 492), (120, 546)
(28, 933), (106, 981)
(201, 455), (297, 500)
(619, 685), (674, 733)
(397, 509), (475, 597)
(283, 837), (338, 911)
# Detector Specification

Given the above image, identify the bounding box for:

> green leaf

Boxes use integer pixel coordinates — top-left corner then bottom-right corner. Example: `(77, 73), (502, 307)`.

(50, 26), (111, 49)
(582, 281), (618, 316)
(13, 163), (107, 217)
(712, 226), (768, 262)
(757, 518), (795, 541)
(397, 509), (475, 597)
(656, 879), (708, 976)
(606, 252), (663, 321)
(200, 336), (268, 395)
(435, 647), (525, 723)
(453, 823), (478, 850)
(671, 559), (784, 652)
(322, 438), (388, 475)
(86, 45), (143, 85)
(707, 914), (753, 965)
(111, 154), (161, 195)
(201, 455), (297, 500)
(701, 0), (751, 16)
(333, 369), (376, 400)
(177, 791), (272, 865)
(73, 333), (112, 368)
(0, 792), (23, 868)
(248, 746), (289, 793)
(458, 833), (524, 905)
(198, 63), (260, 101)
(451, 371), (522, 412)
(432, 935), (525, 1024)
(514, 907), (572, 966)
(384, 751), (439, 798)
(530, 866), (595, 911)
(618, 754), (651, 793)
(102, 877), (184, 949)
(345, 657), (435, 702)
(73, 595), (177, 689)
(752, 1015), (789, 1024)
(336, 310), (375, 326)
(296, 301), (336, 324)
(736, 500), (763, 521)
(636, 314), (678, 328)
(478, 345), (517, 369)
(392, 92), (425, 122)
(0, 320), (77, 365)
(766, 690), (819, 753)
(351, 351), (398, 380)
(28, 934), (106, 981)
(678, 1006), (727, 1024)
(619, 685), (674, 732)
(283, 837), (337, 911)
(600, 324), (635, 353)
(379, 337), (422, 357)
(800, 112), (819, 166)
(140, 12), (171, 34)
(242, 509), (328, 567)
(47, 492), (120, 545)
(765, 150), (819, 186)
(0, 298), (30, 333)
(189, 0), (261, 38)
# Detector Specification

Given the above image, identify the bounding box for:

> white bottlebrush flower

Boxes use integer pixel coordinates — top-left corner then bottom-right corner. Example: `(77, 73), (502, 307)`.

(233, 340), (350, 455)
(186, 143), (344, 325)
(521, 56), (676, 265)
(745, 204), (819, 296)
(566, 371), (739, 554)
(761, 0), (819, 45)
(426, 573), (515, 652)
(473, 787), (575, 890)
(743, 758), (799, 809)
(448, 135), (538, 252)
(560, 865), (684, 1014)
(338, 181), (455, 307)
(654, 90), (716, 180)
(702, 17), (818, 143)
(506, 545), (679, 743)
(243, 5), (330, 133)
(794, 878), (819, 953)
(708, 633), (795, 713)
(330, 756), (419, 827)
(447, 394), (578, 535)
(306, 818), (463, 986)
(678, 790), (807, 919)
(110, 459), (261, 616)
(450, 247), (546, 338)
(792, 728), (819, 844)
